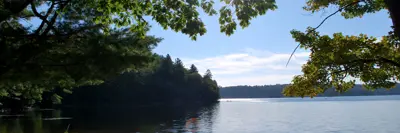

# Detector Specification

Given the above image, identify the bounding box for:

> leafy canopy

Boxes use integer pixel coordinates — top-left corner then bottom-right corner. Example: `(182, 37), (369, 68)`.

(69, 0), (277, 40)
(304, 0), (387, 19)
(283, 0), (400, 97)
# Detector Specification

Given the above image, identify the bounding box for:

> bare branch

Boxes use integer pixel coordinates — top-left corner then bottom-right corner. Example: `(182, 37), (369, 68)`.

(33, 0), (56, 35)
(41, 0), (72, 36)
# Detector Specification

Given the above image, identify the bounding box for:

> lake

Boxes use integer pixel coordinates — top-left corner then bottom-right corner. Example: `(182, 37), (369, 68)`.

(1, 95), (400, 133)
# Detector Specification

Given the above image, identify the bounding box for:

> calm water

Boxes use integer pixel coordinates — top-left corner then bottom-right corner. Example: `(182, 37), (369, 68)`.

(1, 95), (400, 133)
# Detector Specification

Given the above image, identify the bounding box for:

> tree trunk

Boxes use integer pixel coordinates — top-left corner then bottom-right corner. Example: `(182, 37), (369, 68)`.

(384, 0), (400, 39)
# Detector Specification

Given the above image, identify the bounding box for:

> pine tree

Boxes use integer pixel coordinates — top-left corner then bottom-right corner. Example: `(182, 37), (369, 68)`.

(189, 64), (199, 74)
(173, 58), (186, 82)
(158, 54), (174, 76)
(204, 69), (213, 79)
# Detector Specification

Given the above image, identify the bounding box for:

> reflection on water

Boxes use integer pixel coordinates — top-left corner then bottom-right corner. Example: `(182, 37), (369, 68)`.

(3, 96), (400, 133)
(0, 110), (70, 133)
(0, 103), (220, 133)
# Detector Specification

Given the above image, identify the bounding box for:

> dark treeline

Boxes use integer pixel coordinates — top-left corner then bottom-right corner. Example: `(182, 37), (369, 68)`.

(2, 54), (219, 111)
(47, 54), (219, 108)
(220, 84), (400, 98)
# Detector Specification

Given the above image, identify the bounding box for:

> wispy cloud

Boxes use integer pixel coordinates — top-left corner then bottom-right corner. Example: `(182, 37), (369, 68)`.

(180, 48), (310, 86)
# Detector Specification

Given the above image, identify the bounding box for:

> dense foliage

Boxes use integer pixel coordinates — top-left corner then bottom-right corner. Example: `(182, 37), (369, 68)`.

(37, 54), (220, 108)
(222, 84), (400, 98)
(1, 0), (277, 39)
(284, 0), (400, 97)
(0, 0), (275, 107)
(0, 26), (162, 109)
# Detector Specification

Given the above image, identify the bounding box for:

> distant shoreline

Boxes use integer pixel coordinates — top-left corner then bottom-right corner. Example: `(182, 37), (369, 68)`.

(220, 84), (400, 98)
(219, 94), (400, 99)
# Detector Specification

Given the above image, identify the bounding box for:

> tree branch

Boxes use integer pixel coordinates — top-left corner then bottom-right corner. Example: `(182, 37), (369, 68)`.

(41, 0), (72, 36)
(377, 56), (400, 68)
(0, 0), (72, 77)
(286, 0), (362, 67)
(339, 57), (400, 68)
(32, 0), (56, 35)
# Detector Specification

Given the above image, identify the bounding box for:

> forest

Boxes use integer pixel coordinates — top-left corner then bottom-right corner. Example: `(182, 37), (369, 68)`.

(1, 54), (220, 111)
(57, 54), (220, 108)
(221, 84), (400, 98)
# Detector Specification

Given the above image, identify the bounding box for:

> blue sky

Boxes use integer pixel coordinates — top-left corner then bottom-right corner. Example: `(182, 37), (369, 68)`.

(147, 0), (393, 86)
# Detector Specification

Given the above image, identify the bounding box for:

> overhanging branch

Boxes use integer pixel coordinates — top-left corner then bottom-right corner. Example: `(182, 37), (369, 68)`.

(377, 56), (400, 68)
(41, 0), (72, 36)
(0, 0), (72, 77)
(339, 57), (400, 68)
(31, 0), (57, 35)
(286, 0), (362, 67)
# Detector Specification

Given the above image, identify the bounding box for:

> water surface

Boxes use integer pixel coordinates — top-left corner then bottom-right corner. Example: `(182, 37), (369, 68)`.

(1, 95), (400, 133)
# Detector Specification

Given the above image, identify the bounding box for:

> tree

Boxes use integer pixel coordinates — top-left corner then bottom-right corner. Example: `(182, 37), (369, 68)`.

(0, 0), (163, 106)
(173, 58), (187, 82)
(204, 69), (213, 79)
(283, 0), (400, 97)
(189, 64), (199, 74)
(0, 0), (277, 106)
(201, 69), (219, 100)
(0, 27), (161, 108)
(158, 55), (174, 76)
(302, 0), (400, 39)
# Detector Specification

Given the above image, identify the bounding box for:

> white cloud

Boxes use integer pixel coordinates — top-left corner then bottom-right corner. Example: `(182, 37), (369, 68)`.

(180, 48), (310, 86)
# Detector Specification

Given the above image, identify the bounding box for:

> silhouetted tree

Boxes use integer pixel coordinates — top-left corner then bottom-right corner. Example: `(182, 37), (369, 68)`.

(203, 69), (213, 79)
(189, 64), (199, 74)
